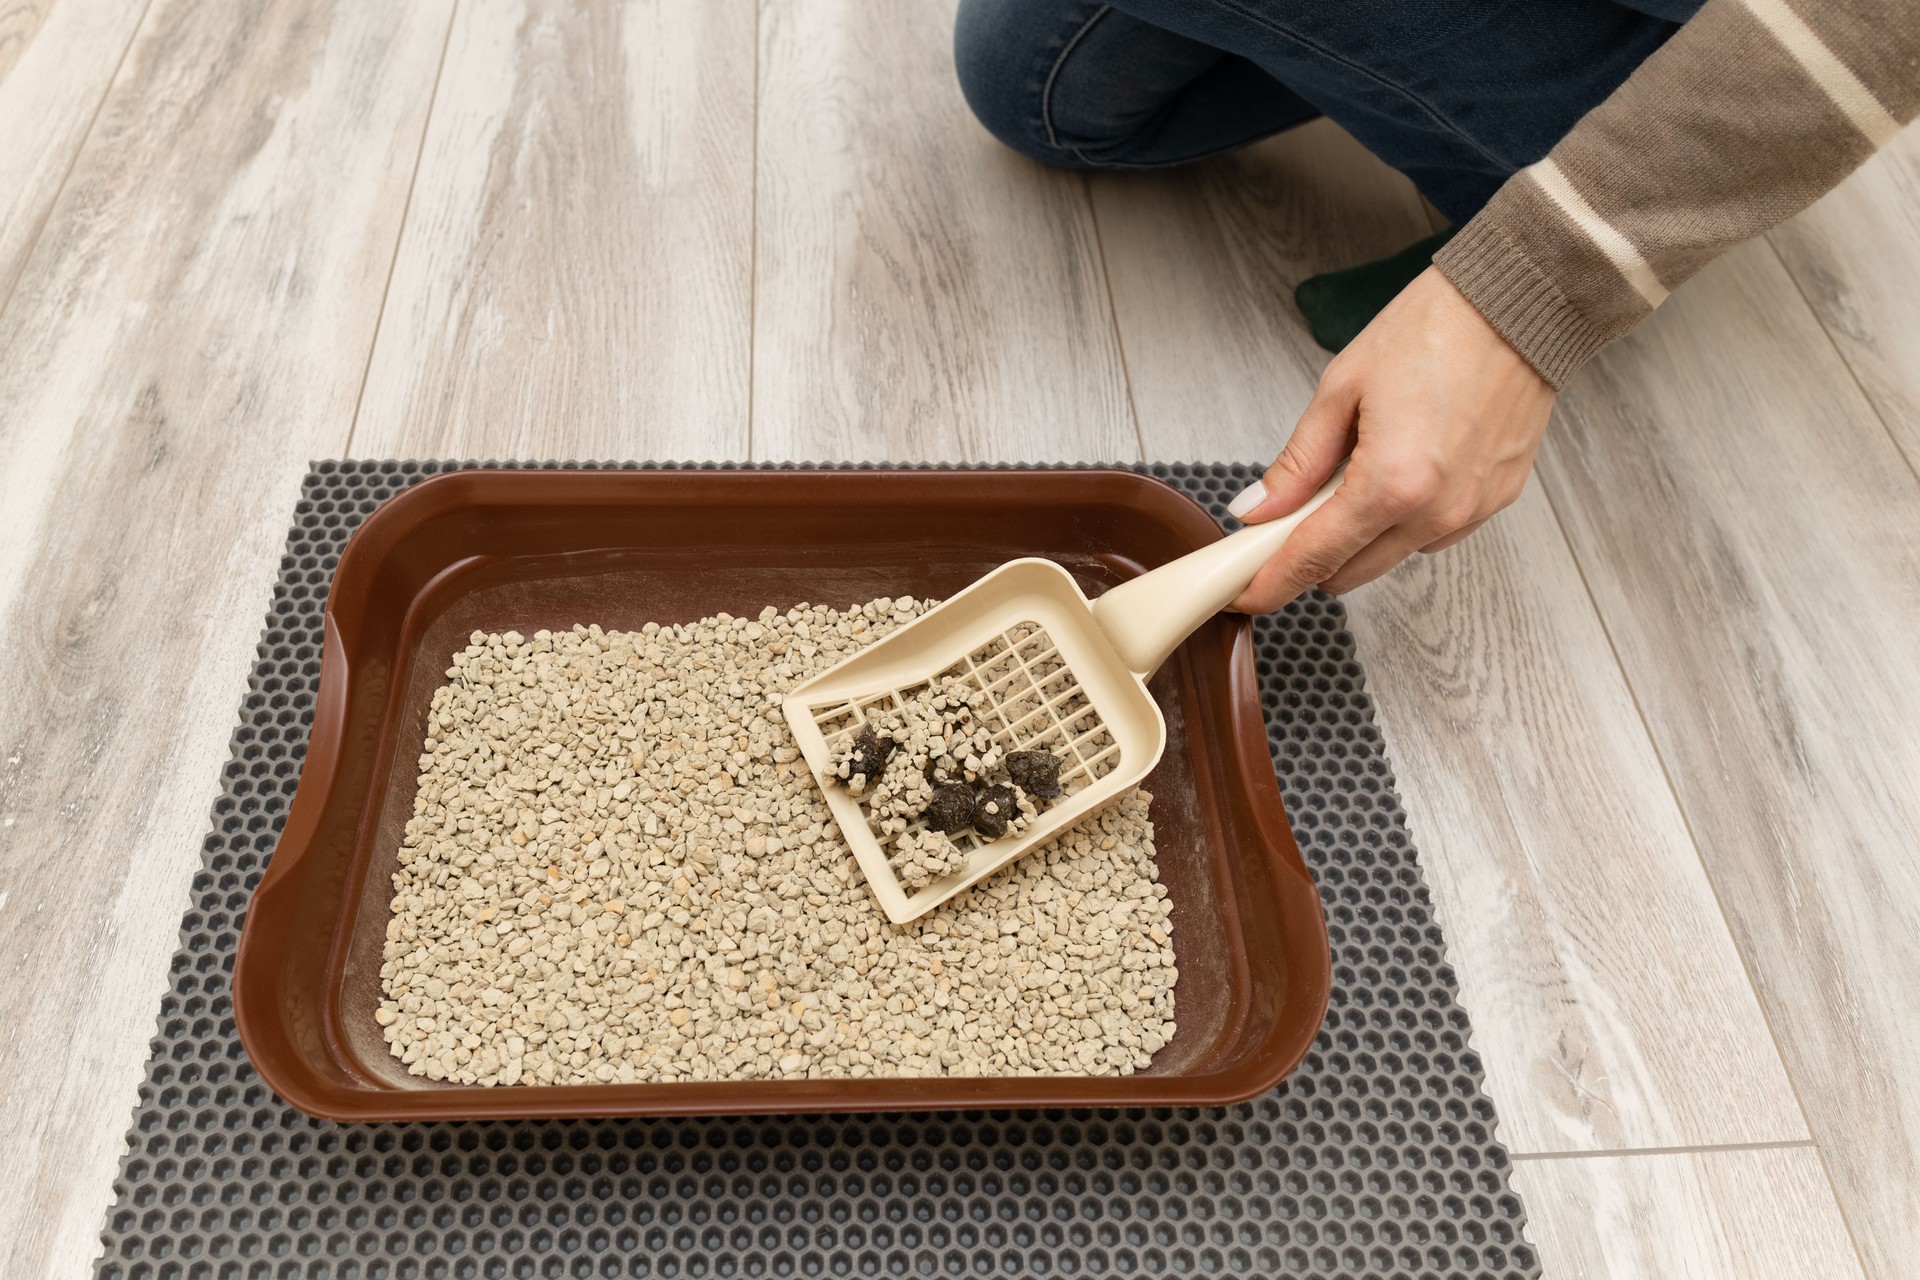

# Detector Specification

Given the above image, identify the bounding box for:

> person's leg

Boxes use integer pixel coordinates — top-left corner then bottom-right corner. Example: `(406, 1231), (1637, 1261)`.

(1073, 0), (1704, 348)
(1097, 0), (1705, 223)
(953, 0), (1321, 172)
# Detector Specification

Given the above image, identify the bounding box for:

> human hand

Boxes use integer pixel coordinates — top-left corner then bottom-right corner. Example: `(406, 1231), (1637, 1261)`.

(1226, 265), (1554, 613)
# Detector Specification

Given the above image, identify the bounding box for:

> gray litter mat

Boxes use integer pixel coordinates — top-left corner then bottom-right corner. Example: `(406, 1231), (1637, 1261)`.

(96, 461), (1538, 1280)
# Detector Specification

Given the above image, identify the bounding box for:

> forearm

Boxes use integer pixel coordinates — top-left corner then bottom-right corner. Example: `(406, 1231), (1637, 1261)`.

(1435, 0), (1920, 387)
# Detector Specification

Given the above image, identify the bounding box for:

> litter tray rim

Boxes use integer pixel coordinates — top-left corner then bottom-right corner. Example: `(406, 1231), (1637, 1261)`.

(232, 466), (1331, 1121)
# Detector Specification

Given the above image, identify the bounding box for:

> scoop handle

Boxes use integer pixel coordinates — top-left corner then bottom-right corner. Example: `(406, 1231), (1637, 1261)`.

(1091, 468), (1346, 676)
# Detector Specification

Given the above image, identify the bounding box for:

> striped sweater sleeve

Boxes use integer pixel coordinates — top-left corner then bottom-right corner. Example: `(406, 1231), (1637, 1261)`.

(1433, 0), (1920, 388)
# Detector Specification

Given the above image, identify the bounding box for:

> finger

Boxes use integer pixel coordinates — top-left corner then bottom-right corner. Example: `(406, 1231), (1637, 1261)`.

(1320, 524), (1435, 594)
(1228, 368), (1359, 523)
(1229, 484), (1396, 614)
(1419, 516), (1489, 554)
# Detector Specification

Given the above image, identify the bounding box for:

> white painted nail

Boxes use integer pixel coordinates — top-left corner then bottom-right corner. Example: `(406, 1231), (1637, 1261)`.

(1226, 478), (1267, 520)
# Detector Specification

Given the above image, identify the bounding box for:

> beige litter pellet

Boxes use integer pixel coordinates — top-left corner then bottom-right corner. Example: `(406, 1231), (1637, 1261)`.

(378, 598), (1176, 1086)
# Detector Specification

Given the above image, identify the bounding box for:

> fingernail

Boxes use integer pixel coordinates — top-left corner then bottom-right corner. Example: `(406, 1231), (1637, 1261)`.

(1226, 478), (1266, 520)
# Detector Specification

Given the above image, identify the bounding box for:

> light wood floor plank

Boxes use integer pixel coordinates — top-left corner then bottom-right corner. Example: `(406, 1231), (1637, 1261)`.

(0, 0), (151, 307)
(1540, 241), (1920, 1280)
(1096, 130), (1798, 1153)
(0, 2), (455, 1276)
(1513, 1147), (1864, 1280)
(1769, 131), (1920, 471)
(750, 0), (1135, 464)
(1342, 479), (1805, 1153)
(1089, 120), (1433, 447)
(351, 0), (755, 462)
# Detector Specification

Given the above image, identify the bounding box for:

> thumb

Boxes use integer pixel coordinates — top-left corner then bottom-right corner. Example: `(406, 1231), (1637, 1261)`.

(1228, 371), (1359, 523)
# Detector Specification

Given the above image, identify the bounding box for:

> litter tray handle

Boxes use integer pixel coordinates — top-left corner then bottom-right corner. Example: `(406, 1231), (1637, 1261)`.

(1091, 468), (1345, 677)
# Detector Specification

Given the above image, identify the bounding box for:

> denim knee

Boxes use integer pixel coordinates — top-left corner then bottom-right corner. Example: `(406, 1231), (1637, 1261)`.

(953, 0), (1095, 169)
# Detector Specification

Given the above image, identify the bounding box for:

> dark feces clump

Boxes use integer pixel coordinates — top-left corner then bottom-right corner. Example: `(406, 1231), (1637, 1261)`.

(972, 784), (1020, 838)
(924, 782), (979, 834)
(838, 725), (897, 783)
(1004, 750), (1062, 802)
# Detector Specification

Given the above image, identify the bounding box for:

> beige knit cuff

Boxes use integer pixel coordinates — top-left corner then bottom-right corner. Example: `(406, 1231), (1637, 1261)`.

(1432, 217), (1613, 390)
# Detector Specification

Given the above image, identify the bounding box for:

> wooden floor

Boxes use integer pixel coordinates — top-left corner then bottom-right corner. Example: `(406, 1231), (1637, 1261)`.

(1, 1), (1915, 1276)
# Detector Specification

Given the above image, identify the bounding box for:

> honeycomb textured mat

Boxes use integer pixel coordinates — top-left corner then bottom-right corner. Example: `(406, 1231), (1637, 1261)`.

(98, 461), (1539, 1280)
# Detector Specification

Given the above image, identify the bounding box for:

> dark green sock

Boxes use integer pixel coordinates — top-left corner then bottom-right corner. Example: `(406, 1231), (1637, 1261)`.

(1294, 228), (1457, 354)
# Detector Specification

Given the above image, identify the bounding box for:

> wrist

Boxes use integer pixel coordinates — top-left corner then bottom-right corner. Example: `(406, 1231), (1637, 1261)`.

(1431, 224), (1601, 390)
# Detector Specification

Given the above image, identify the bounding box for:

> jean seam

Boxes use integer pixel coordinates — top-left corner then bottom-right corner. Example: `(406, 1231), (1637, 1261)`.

(1040, 4), (1113, 152)
(1205, 0), (1512, 171)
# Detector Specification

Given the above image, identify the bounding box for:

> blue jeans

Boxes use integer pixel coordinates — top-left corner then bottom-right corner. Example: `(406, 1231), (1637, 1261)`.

(954, 0), (1703, 223)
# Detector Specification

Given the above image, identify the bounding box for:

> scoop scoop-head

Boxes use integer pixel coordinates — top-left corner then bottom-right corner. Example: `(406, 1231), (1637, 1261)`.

(781, 471), (1343, 922)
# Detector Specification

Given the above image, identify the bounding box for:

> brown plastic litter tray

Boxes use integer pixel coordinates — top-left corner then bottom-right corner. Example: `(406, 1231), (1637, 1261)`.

(233, 468), (1331, 1121)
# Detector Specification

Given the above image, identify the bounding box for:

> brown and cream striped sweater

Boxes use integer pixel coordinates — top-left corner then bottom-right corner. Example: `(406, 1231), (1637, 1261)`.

(1433, 0), (1919, 388)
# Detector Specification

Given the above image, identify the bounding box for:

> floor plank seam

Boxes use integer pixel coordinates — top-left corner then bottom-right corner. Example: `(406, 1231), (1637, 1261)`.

(1082, 173), (1148, 464)
(0, 0), (159, 323)
(1763, 233), (1920, 489)
(340, 0), (462, 460)
(1510, 1139), (1819, 1162)
(745, 0), (762, 462)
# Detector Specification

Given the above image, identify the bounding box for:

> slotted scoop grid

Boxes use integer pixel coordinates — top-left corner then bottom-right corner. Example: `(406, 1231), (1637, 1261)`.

(807, 622), (1122, 860)
(967, 624), (1119, 781)
(783, 557), (1171, 924)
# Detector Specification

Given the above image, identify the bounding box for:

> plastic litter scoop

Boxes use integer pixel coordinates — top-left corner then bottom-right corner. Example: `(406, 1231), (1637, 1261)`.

(782, 471), (1344, 923)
